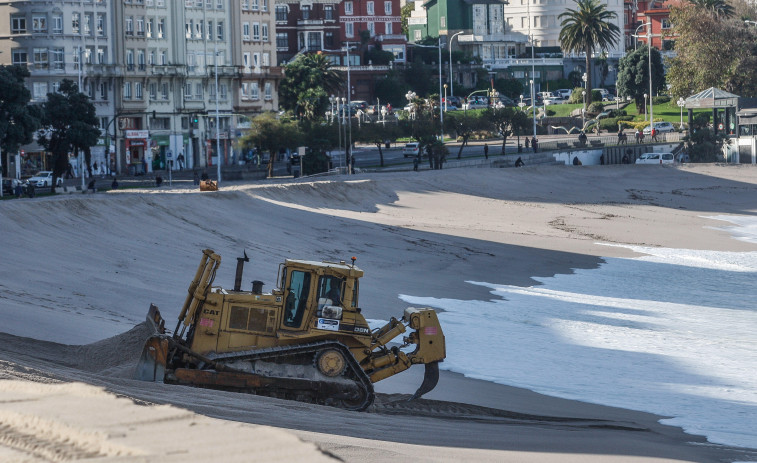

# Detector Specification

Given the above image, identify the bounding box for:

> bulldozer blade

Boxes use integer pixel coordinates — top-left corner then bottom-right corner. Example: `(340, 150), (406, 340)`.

(134, 335), (169, 382)
(410, 361), (439, 400)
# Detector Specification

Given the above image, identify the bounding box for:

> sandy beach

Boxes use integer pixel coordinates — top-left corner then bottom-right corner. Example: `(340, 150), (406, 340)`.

(1, 163), (756, 462)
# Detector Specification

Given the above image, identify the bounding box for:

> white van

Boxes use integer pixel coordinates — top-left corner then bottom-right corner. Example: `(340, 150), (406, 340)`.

(635, 152), (675, 165)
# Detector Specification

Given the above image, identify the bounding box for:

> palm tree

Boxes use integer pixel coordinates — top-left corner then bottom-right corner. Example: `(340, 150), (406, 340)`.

(687, 0), (733, 18)
(559, 0), (621, 105)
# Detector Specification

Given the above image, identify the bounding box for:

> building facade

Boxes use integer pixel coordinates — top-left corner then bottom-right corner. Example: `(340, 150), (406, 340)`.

(0, 0), (280, 177)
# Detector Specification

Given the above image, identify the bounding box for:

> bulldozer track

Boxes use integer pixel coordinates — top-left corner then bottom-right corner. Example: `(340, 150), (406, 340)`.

(178, 340), (375, 411)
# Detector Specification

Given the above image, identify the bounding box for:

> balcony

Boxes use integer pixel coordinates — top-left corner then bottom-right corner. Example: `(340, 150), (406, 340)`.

(458, 33), (527, 44)
(297, 19), (325, 27)
(85, 63), (118, 77)
(480, 57), (564, 70)
(151, 65), (186, 76)
(208, 65), (240, 77)
(375, 34), (406, 42)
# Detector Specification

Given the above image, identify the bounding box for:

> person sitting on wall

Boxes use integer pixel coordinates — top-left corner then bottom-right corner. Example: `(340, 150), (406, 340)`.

(514, 157), (525, 167)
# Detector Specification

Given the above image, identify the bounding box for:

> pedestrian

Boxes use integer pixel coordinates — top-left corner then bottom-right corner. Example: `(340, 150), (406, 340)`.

(93, 161), (98, 173)
(66, 163), (73, 179)
(622, 153), (630, 164)
(155, 175), (163, 187)
(572, 156), (582, 166)
(600, 154), (605, 165)
(635, 129), (641, 144)
(413, 156), (419, 171)
(525, 137), (530, 149)
(111, 177), (118, 189)
(514, 156), (525, 167)
(651, 128), (658, 142)
(193, 171), (200, 185)
(88, 178), (96, 193)
(177, 152), (185, 170)
(483, 143), (489, 159)
(531, 137), (538, 153)
(201, 171), (209, 181)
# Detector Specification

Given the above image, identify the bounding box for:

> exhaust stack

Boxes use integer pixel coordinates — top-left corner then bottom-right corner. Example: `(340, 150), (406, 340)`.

(234, 250), (249, 292)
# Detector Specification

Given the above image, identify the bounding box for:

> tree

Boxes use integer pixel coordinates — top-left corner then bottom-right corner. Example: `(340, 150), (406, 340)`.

(559, 0), (621, 106)
(667, 3), (757, 98)
(401, 3), (414, 36)
(0, 65), (40, 176)
(445, 112), (488, 158)
(616, 45), (666, 113)
(686, 0), (734, 18)
(239, 112), (301, 177)
(486, 107), (526, 154)
(37, 79), (99, 188)
(279, 53), (343, 120)
(353, 122), (401, 167)
(685, 113), (726, 162)
(374, 71), (408, 107)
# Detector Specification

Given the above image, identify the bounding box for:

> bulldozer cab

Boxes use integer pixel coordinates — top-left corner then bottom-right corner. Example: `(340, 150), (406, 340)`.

(279, 259), (362, 331)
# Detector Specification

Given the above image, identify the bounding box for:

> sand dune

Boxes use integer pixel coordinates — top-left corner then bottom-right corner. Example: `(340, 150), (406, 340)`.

(1, 164), (756, 462)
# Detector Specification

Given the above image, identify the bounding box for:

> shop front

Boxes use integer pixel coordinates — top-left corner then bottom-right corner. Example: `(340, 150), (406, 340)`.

(125, 130), (149, 175)
(150, 134), (170, 171)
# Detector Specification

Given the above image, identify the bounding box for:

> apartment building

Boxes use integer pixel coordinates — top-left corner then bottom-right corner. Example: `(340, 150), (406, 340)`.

(232, 0), (280, 142)
(0, 0), (115, 173)
(1, 0), (279, 176)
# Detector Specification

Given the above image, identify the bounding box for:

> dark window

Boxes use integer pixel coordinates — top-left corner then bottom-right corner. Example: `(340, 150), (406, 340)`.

(284, 270), (311, 327)
(275, 5), (287, 21)
(325, 5), (334, 20)
(325, 32), (334, 48)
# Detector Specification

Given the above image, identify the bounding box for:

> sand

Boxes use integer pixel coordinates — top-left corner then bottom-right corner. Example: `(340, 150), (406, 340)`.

(1, 163), (756, 462)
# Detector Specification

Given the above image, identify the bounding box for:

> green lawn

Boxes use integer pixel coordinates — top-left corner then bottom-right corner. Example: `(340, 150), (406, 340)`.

(603, 100), (707, 123)
(546, 103), (583, 118)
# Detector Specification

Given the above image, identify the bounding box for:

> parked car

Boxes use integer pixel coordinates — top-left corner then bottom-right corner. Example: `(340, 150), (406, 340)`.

(402, 142), (420, 158)
(462, 100), (488, 110)
(643, 121), (675, 134)
(635, 152), (675, 165)
(2, 177), (26, 195)
(351, 100), (368, 111)
(555, 89), (572, 99)
(593, 88), (611, 101)
(27, 171), (63, 187)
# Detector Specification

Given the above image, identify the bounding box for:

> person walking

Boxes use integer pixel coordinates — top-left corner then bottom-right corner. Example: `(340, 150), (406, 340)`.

(483, 143), (489, 159)
(177, 152), (185, 170)
(525, 137), (530, 150)
(531, 136), (538, 153)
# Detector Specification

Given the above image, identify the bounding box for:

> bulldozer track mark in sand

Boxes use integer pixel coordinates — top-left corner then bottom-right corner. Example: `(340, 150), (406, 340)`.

(373, 395), (649, 432)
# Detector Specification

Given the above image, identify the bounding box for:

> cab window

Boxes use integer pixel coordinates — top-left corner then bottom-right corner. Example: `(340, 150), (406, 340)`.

(284, 270), (311, 327)
(351, 279), (359, 308)
(317, 275), (344, 308)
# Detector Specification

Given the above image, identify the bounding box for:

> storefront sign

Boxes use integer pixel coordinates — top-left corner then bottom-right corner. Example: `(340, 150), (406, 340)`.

(125, 130), (149, 139)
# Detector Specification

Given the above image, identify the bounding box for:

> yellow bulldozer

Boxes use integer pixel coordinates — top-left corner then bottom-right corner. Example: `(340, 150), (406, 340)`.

(136, 249), (446, 410)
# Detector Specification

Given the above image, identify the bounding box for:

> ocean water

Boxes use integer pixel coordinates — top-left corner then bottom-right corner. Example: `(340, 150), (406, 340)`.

(399, 215), (757, 450)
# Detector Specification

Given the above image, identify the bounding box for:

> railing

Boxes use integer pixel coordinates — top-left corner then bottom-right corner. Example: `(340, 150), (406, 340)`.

(458, 33), (528, 44)
(529, 131), (686, 154)
(482, 57), (564, 68)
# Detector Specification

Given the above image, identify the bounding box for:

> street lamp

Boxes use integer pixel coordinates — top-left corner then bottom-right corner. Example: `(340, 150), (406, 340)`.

(405, 91), (417, 119)
(677, 97), (685, 129)
(582, 72), (587, 89)
(341, 97), (347, 169)
(443, 84), (448, 112)
(582, 90), (586, 129)
(530, 79), (536, 137)
(214, 45), (222, 184)
(448, 31), (463, 98)
(644, 93), (648, 121)
(615, 96), (622, 111)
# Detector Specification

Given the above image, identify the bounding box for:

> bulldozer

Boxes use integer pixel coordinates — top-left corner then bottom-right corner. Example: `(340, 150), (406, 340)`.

(136, 249), (446, 411)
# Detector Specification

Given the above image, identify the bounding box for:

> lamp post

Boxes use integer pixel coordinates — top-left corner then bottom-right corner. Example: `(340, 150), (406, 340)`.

(443, 84), (448, 112)
(345, 43), (356, 174)
(615, 96), (622, 111)
(214, 45), (221, 184)
(448, 31), (463, 98)
(644, 93), (648, 121)
(582, 90), (586, 129)
(530, 79), (536, 137)
(341, 97), (347, 169)
(677, 97), (685, 130)
(582, 72), (587, 89)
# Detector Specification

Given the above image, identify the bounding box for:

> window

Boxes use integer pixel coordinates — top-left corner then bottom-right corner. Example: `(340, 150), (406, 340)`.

(325, 5), (334, 20)
(242, 0), (249, 9)
(32, 15), (47, 33)
(253, 22), (260, 41)
(325, 31), (334, 48)
(84, 13), (92, 35)
(276, 33), (287, 49)
(146, 18), (153, 38)
(126, 49), (134, 70)
(367, 1), (374, 15)
(33, 82), (48, 100)
(50, 48), (64, 70)
(384, 1), (392, 15)
(160, 50), (167, 65)
(12, 50), (28, 65)
(253, 52), (260, 67)
(33, 48), (48, 68)
(275, 5), (287, 21)
(661, 18), (671, 29)
(220, 84), (227, 99)
(195, 83), (203, 99)
(184, 82), (192, 99)
(302, 5), (310, 20)
(161, 83), (168, 100)
(243, 52), (250, 68)
(72, 13), (81, 34)
(149, 83), (157, 100)
(100, 82), (108, 100)
(97, 14), (105, 35)
(11, 16), (27, 34)
(368, 22), (375, 36)
(243, 22), (250, 40)
(414, 29), (421, 41)
(284, 270), (311, 327)
(158, 18), (165, 38)
(207, 20), (213, 40)
(252, 0), (259, 10)
(53, 14), (63, 34)
(217, 21), (224, 40)
(185, 20), (192, 38)
(97, 47), (106, 64)
(262, 23), (269, 41)
(440, 16), (446, 28)
(123, 82), (132, 99)
(262, 52), (269, 67)
(264, 82), (272, 100)
(138, 50), (145, 70)
(125, 17), (133, 35)
(261, 0), (268, 11)
(84, 47), (93, 64)
(346, 22), (354, 37)
(241, 82), (250, 99)
(194, 20), (202, 39)
(217, 0), (223, 8)
(345, 2), (353, 15)
(251, 82), (259, 99)
(386, 22), (392, 35)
